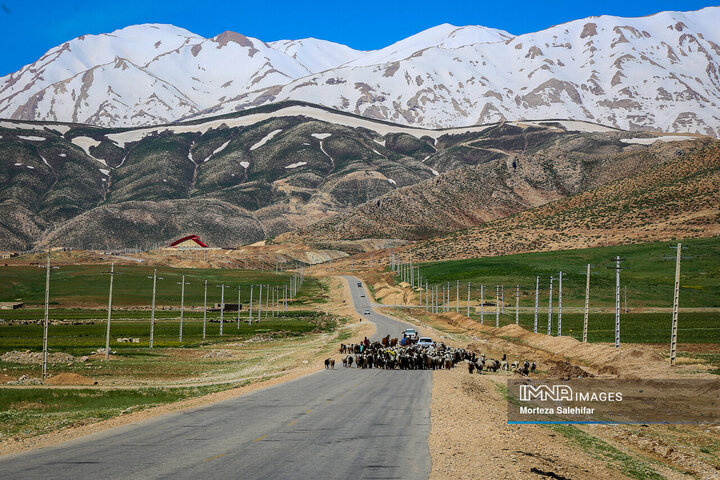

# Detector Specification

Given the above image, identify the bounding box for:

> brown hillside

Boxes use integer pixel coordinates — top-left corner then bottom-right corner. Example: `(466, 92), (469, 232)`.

(406, 138), (720, 261)
(280, 134), (707, 246)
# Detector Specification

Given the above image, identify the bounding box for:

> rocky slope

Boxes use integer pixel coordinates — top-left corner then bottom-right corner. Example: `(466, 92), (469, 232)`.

(2, 9), (719, 136)
(279, 128), (707, 246)
(1, 102), (705, 252)
(400, 138), (720, 261)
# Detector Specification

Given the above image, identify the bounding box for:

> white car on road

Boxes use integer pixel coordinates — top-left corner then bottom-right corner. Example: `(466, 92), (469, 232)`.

(417, 337), (435, 348)
(363, 309), (371, 315)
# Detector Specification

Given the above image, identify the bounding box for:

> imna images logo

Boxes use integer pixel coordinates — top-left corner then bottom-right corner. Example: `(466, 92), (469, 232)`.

(519, 384), (573, 402)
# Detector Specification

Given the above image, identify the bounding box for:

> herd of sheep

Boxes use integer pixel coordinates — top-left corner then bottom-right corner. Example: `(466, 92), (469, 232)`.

(326, 341), (536, 375)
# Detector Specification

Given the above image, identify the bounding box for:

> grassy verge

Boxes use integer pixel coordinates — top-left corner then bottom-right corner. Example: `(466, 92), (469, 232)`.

(548, 424), (664, 480)
(0, 382), (248, 442)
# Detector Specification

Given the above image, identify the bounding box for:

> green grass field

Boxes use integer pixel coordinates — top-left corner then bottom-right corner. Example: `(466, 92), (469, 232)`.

(417, 237), (720, 309)
(0, 383), (246, 441)
(0, 264), (321, 307)
(0, 311), (329, 355)
(465, 311), (719, 344)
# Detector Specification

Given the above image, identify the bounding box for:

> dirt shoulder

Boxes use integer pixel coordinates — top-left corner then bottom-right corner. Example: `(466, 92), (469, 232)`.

(409, 309), (720, 479)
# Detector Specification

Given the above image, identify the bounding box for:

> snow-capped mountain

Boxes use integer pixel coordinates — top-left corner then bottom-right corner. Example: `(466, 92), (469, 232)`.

(2, 8), (720, 136)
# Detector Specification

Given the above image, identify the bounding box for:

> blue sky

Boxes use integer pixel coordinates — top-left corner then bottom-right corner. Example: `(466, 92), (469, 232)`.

(0, 0), (717, 76)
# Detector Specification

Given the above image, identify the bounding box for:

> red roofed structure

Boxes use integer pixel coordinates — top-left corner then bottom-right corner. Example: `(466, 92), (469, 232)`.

(169, 235), (208, 248)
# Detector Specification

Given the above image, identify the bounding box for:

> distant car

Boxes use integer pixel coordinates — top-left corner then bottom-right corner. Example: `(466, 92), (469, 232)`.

(363, 309), (371, 315)
(417, 337), (435, 348)
(357, 282), (362, 287)
(360, 293), (365, 297)
(402, 328), (418, 340)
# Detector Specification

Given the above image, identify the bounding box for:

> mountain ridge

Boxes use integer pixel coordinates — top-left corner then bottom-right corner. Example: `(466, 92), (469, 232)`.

(2, 8), (719, 136)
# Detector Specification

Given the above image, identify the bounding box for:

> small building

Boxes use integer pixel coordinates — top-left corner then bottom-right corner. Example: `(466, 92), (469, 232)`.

(0, 302), (24, 310)
(211, 303), (241, 311)
(169, 235), (208, 249)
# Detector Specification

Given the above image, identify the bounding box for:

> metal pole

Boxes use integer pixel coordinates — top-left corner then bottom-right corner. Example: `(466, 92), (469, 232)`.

(105, 263), (114, 361)
(501, 285), (504, 314)
(203, 280), (207, 339)
(179, 274), (186, 342)
(249, 284), (254, 324)
(237, 286), (241, 328)
(495, 285), (500, 327)
(583, 265), (590, 342)
(456, 280), (459, 313)
(515, 284), (519, 325)
(467, 282), (471, 317)
(480, 285), (484, 325)
(219, 284), (225, 335)
(670, 243), (681, 366)
(547, 277), (553, 335)
(615, 257), (621, 348)
(42, 250), (51, 380)
(258, 284), (263, 323)
(558, 272), (563, 336)
(534, 276), (539, 333)
(150, 269), (157, 348)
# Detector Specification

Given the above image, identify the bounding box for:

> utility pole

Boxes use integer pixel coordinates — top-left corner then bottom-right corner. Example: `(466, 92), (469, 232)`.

(558, 272), (565, 336)
(248, 284), (254, 324)
(534, 276), (539, 334)
(515, 284), (519, 325)
(501, 285), (504, 314)
(40, 251), (58, 380)
(467, 282), (471, 317)
(480, 285), (485, 325)
(668, 243), (691, 366)
(148, 269), (163, 348)
(583, 264), (590, 343)
(177, 275), (190, 342)
(547, 276), (553, 335)
(102, 263), (121, 361)
(217, 284), (225, 335)
(202, 280), (207, 339)
(257, 283), (263, 323)
(456, 280), (459, 313)
(237, 286), (242, 328)
(608, 257), (626, 348)
(426, 281), (429, 311)
(495, 285), (500, 327)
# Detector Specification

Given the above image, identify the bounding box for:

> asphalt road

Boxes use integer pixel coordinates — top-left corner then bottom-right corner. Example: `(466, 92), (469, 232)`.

(0, 276), (433, 480)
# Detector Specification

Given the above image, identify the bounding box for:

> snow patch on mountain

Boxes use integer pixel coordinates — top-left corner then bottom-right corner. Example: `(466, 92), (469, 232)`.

(285, 161), (307, 169)
(250, 129), (283, 150)
(71, 136), (101, 157)
(620, 135), (696, 144)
